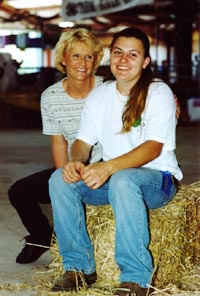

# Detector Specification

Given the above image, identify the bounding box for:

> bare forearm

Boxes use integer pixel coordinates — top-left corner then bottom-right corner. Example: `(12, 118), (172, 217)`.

(53, 151), (69, 168)
(107, 140), (163, 175)
(81, 140), (163, 190)
(71, 139), (92, 164)
(51, 135), (69, 168)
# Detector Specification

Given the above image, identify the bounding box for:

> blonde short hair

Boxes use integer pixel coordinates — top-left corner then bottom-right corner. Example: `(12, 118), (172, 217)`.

(55, 28), (103, 75)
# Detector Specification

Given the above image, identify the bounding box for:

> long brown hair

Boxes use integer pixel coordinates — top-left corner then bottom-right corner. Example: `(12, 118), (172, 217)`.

(110, 27), (154, 133)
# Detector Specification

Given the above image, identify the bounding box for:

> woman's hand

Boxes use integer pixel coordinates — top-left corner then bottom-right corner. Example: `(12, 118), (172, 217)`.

(82, 162), (111, 189)
(62, 161), (85, 183)
(174, 94), (181, 119)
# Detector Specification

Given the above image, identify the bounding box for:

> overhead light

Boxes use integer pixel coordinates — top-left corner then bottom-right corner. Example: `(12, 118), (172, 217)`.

(28, 31), (42, 38)
(107, 26), (128, 33)
(160, 24), (165, 29)
(138, 15), (155, 21)
(169, 13), (176, 19)
(0, 30), (12, 36)
(166, 24), (175, 31)
(59, 21), (74, 28)
(6, 0), (62, 9)
(96, 16), (110, 24)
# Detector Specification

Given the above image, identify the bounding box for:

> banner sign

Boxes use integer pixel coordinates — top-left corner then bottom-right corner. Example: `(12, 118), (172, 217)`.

(62, 0), (154, 21)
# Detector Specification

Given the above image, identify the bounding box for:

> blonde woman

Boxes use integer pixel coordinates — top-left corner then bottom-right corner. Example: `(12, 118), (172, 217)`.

(8, 28), (103, 264)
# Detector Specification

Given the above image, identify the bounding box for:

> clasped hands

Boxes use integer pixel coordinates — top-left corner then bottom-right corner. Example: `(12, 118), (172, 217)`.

(62, 161), (110, 190)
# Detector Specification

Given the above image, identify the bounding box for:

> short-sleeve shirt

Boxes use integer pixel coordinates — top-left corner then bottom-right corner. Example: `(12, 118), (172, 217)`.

(76, 80), (183, 180)
(41, 76), (103, 163)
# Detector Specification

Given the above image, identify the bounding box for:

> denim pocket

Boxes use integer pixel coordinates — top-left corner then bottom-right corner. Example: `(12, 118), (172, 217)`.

(159, 171), (177, 206)
(161, 171), (173, 195)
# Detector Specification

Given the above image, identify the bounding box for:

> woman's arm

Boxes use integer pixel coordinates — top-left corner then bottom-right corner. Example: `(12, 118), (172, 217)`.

(71, 139), (92, 164)
(107, 140), (163, 174)
(61, 139), (92, 183)
(82, 140), (163, 189)
(51, 135), (68, 168)
(174, 94), (181, 119)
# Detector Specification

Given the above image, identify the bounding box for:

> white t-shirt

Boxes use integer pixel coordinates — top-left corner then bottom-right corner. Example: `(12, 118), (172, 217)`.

(41, 76), (103, 163)
(77, 80), (183, 180)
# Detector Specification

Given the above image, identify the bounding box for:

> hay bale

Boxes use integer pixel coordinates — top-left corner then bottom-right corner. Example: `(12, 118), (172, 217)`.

(50, 182), (200, 292)
(148, 182), (200, 286)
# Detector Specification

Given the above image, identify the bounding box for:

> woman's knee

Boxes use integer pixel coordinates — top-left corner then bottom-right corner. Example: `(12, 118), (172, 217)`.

(8, 179), (26, 205)
(109, 169), (137, 190)
(48, 168), (63, 192)
(108, 169), (143, 205)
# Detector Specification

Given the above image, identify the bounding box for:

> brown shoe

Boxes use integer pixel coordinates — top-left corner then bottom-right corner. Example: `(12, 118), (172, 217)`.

(114, 282), (153, 296)
(52, 270), (97, 291)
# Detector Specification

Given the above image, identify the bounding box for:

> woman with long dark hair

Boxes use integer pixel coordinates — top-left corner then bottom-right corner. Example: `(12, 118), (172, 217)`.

(49, 27), (182, 296)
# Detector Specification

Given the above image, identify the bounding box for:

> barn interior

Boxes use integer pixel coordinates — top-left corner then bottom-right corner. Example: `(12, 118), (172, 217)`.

(0, 0), (200, 127)
(0, 2), (200, 295)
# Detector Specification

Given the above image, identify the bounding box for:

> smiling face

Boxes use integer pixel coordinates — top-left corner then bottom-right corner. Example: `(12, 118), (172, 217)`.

(62, 41), (95, 81)
(110, 36), (150, 88)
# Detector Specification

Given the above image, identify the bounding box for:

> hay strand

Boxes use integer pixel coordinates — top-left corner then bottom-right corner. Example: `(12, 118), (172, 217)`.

(45, 182), (200, 295)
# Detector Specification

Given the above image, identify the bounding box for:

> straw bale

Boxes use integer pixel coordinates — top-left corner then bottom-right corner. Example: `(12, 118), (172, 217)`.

(49, 182), (200, 293)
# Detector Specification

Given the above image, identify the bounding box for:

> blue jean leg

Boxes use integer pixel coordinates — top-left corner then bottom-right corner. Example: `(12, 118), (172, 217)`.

(108, 167), (177, 288)
(49, 168), (109, 274)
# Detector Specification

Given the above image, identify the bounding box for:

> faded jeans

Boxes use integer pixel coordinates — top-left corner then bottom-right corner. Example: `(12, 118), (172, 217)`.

(49, 167), (177, 288)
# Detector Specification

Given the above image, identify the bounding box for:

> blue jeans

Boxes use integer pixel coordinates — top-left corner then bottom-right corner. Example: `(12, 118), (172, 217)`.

(49, 167), (177, 288)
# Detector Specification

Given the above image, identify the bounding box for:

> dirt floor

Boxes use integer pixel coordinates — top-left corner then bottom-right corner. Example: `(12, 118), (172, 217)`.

(0, 126), (199, 296)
